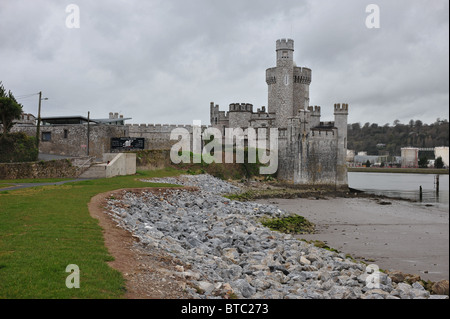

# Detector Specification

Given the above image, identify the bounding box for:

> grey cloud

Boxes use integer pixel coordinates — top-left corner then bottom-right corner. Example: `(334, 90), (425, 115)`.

(0, 0), (448, 126)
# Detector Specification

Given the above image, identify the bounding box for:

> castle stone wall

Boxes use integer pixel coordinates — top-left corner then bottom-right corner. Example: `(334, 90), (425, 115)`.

(127, 124), (210, 151)
(11, 124), (126, 159)
(12, 123), (213, 159)
(302, 133), (338, 185)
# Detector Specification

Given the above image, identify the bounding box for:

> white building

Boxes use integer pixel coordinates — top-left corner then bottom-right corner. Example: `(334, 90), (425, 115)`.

(435, 146), (449, 167)
(401, 147), (419, 168)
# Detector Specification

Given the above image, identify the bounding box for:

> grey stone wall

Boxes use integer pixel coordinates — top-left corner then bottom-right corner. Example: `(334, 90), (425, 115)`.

(12, 124), (127, 159)
(302, 130), (338, 185)
(128, 124), (209, 151)
(0, 158), (80, 179)
(228, 104), (253, 128)
(13, 123), (214, 159)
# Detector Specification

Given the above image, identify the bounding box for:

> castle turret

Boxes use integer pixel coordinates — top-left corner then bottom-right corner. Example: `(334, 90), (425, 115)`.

(228, 103), (253, 128)
(210, 102), (218, 126)
(276, 38), (294, 64)
(293, 67), (312, 113)
(334, 103), (349, 187)
(210, 101), (229, 132)
(308, 105), (321, 128)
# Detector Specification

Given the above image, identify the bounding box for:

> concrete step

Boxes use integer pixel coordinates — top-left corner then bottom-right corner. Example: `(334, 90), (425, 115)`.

(78, 163), (107, 178)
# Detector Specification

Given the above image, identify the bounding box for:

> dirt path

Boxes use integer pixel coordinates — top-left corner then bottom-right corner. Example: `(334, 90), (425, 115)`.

(88, 188), (193, 299)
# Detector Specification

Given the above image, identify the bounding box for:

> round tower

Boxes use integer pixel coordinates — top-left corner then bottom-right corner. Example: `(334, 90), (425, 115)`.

(266, 39), (295, 128)
(276, 38), (294, 65)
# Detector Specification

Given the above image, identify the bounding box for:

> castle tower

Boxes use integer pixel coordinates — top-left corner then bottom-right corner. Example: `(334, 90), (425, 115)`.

(266, 39), (312, 128)
(334, 103), (349, 186)
(308, 106), (321, 128)
(228, 103), (253, 128)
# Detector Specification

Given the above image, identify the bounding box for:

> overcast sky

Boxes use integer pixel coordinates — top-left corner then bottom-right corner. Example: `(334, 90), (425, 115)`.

(1, 0), (448, 126)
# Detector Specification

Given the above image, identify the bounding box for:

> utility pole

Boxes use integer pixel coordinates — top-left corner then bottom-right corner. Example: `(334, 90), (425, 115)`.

(36, 91), (42, 148)
(35, 91), (48, 148)
(87, 111), (90, 156)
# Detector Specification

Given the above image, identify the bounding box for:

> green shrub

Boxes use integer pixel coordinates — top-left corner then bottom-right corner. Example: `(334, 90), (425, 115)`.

(260, 215), (315, 234)
(0, 132), (38, 163)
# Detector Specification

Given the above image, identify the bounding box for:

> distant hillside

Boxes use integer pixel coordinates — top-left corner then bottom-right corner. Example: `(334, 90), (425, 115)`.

(347, 119), (449, 156)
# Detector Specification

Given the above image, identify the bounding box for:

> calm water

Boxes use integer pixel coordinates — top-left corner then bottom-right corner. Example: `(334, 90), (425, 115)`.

(348, 172), (449, 207)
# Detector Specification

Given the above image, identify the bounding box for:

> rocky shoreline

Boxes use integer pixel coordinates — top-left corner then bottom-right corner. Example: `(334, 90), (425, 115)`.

(104, 174), (448, 299)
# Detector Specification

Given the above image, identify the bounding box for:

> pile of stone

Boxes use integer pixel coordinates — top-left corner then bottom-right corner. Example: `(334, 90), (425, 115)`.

(105, 174), (448, 299)
(142, 174), (242, 195)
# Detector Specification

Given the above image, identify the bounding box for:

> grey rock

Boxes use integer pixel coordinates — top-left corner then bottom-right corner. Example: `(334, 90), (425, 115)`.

(233, 279), (256, 298)
(221, 264), (243, 281)
(197, 281), (215, 295)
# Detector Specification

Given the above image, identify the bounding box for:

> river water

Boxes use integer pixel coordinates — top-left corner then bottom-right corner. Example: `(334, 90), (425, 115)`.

(348, 172), (449, 207)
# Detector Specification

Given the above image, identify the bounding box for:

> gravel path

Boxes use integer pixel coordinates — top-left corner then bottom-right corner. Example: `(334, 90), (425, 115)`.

(104, 174), (448, 299)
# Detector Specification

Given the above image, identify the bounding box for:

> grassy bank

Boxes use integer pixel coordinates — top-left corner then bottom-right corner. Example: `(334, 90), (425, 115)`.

(0, 168), (184, 298)
(348, 167), (449, 174)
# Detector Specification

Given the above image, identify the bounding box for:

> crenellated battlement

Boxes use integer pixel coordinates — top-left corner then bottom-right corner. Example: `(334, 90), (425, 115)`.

(266, 76), (276, 85)
(276, 38), (294, 51)
(229, 103), (253, 112)
(293, 67), (311, 84)
(307, 105), (321, 116)
(334, 103), (349, 113)
(320, 121), (335, 127)
(266, 67), (277, 85)
(126, 123), (209, 132)
(276, 38), (294, 62)
(210, 102), (219, 112)
(311, 127), (336, 138)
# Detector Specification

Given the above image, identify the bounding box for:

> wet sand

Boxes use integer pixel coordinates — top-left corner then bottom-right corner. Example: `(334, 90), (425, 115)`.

(256, 197), (449, 282)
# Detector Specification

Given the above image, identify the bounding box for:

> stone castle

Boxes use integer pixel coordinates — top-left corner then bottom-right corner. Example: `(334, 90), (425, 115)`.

(12, 38), (348, 187)
(210, 39), (349, 187)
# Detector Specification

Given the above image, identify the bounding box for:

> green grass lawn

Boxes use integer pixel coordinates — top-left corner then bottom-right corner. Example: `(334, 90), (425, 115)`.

(0, 167), (184, 299)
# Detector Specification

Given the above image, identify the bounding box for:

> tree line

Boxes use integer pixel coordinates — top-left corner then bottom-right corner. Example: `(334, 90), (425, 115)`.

(347, 119), (449, 156)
